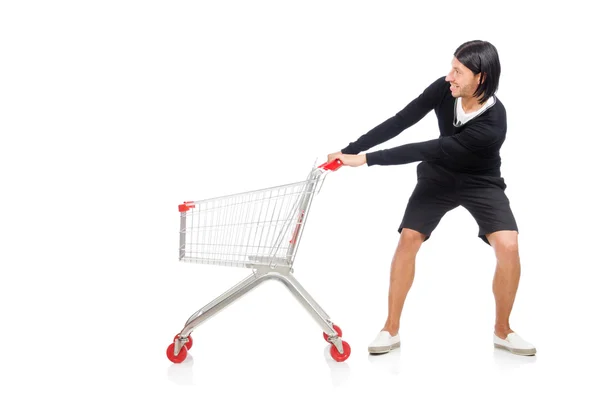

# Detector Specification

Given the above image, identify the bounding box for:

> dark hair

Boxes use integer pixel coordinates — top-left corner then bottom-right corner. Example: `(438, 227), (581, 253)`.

(454, 40), (501, 104)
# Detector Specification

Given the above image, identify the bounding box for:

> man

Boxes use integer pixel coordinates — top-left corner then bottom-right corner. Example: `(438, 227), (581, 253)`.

(328, 40), (536, 356)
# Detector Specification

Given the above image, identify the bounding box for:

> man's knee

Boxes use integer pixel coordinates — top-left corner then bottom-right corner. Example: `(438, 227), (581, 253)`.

(487, 231), (519, 258)
(399, 228), (427, 250)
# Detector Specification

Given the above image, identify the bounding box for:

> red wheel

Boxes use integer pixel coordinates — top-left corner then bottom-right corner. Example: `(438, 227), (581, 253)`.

(166, 343), (188, 364)
(174, 334), (193, 350)
(330, 340), (351, 362)
(322, 324), (342, 342)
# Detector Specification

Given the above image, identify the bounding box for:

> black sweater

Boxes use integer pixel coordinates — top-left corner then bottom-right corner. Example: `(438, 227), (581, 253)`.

(340, 76), (507, 177)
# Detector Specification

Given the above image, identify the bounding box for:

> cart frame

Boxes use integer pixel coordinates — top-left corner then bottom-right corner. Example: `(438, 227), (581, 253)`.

(166, 159), (351, 363)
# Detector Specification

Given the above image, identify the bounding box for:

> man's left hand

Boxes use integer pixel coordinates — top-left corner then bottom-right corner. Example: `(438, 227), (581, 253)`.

(330, 153), (367, 167)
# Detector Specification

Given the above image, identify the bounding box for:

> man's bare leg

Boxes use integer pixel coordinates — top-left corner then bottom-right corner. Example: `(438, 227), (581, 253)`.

(486, 230), (520, 338)
(382, 228), (427, 336)
(486, 230), (536, 355)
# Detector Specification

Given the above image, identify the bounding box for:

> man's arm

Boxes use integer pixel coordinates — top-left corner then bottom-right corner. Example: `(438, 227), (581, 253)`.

(340, 76), (447, 155)
(365, 122), (505, 166)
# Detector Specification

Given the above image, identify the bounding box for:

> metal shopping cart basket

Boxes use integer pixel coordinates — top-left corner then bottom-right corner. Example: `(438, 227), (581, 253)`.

(166, 159), (351, 363)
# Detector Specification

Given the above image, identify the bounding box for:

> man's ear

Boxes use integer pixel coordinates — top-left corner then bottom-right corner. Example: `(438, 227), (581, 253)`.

(478, 72), (487, 85)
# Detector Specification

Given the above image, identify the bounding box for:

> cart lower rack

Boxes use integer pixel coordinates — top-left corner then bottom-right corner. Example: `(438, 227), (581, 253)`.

(166, 159), (351, 363)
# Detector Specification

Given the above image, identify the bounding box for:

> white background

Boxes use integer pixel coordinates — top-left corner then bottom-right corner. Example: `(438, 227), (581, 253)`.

(1, 1), (599, 395)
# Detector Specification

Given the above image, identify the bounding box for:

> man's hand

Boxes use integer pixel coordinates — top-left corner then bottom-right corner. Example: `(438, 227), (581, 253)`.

(326, 152), (367, 167)
(327, 151), (342, 163)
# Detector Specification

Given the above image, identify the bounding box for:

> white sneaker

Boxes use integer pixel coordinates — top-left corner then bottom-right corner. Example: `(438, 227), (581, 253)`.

(493, 332), (536, 356)
(368, 331), (401, 354)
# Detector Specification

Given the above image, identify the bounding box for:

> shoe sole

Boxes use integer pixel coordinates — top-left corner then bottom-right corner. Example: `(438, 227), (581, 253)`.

(494, 343), (537, 356)
(368, 342), (401, 354)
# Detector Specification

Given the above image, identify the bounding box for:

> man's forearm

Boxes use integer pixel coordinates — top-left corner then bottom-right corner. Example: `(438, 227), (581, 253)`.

(341, 116), (402, 155)
(366, 139), (444, 166)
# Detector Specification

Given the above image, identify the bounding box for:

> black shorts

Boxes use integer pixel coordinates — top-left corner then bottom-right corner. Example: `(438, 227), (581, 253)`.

(399, 161), (518, 245)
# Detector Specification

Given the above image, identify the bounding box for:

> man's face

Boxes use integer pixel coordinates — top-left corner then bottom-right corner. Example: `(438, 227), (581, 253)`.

(445, 57), (481, 99)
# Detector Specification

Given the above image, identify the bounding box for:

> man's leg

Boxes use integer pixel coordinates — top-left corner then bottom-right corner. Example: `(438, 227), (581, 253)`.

(459, 176), (536, 355)
(485, 230), (536, 355)
(368, 228), (427, 354)
(382, 228), (427, 336)
(369, 163), (457, 354)
(486, 230), (520, 339)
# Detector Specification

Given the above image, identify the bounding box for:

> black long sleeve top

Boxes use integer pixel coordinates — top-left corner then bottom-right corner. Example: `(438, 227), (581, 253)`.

(340, 76), (507, 177)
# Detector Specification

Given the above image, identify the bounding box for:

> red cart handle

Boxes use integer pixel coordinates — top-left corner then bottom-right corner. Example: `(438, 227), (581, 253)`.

(318, 159), (343, 171)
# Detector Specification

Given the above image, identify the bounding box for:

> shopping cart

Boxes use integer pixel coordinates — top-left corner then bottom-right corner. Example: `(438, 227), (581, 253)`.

(166, 159), (351, 363)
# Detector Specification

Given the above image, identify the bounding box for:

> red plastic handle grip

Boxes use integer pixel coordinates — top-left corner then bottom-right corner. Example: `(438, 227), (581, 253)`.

(318, 159), (343, 171)
(178, 201), (196, 212)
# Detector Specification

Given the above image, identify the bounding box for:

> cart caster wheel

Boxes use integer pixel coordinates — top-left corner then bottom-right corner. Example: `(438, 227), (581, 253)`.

(322, 324), (342, 342)
(174, 334), (193, 350)
(330, 340), (351, 362)
(166, 343), (188, 364)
